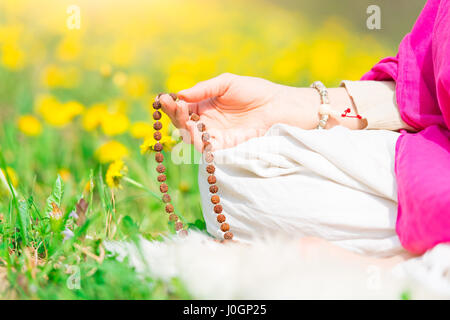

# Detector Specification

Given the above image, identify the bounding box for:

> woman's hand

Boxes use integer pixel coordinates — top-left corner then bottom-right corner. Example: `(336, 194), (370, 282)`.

(159, 73), (363, 151)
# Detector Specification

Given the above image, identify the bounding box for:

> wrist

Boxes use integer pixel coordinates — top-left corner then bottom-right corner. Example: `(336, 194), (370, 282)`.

(275, 85), (366, 130)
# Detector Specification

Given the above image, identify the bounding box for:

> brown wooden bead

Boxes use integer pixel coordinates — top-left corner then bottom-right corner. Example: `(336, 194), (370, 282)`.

(169, 93), (178, 101)
(214, 204), (223, 214)
(224, 232), (233, 240)
(190, 113), (200, 121)
(209, 185), (218, 193)
(153, 121), (162, 130)
(211, 195), (220, 204)
(207, 175), (216, 184)
(205, 152), (214, 163)
(220, 223), (230, 232)
(154, 131), (162, 141)
(155, 152), (164, 163)
(153, 101), (161, 109)
(175, 221), (183, 231)
(157, 93), (163, 99)
(160, 183), (168, 193)
(157, 174), (167, 182)
(206, 164), (215, 174)
(203, 141), (212, 152)
(153, 111), (162, 120)
(217, 214), (226, 223)
(156, 164), (166, 173)
(162, 194), (171, 203)
(165, 203), (174, 213)
(169, 214), (178, 222)
(197, 123), (205, 132)
(179, 229), (188, 237)
(154, 142), (163, 152)
(202, 132), (210, 142)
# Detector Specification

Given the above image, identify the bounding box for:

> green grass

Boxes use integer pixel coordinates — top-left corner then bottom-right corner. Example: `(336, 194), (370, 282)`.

(0, 107), (205, 299)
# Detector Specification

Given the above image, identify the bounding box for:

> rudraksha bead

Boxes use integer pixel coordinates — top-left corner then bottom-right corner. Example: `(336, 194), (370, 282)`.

(203, 141), (212, 152)
(160, 183), (168, 193)
(214, 204), (223, 214)
(153, 111), (162, 120)
(175, 221), (183, 231)
(197, 123), (205, 132)
(202, 133), (210, 142)
(190, 113), (200, 121)
(153, 121), (162, 130)
(207, 175), (216, 184)
(209, 185), (218, 193)
(179, 229), (188, 237)
(224, 232), (233, 240)
(169, 93), (178, 101)
(153, 101), (161, 109)
(154, 131), (162, 140)
(206, 164), (215, 174)
(169, 214), (178, 222)
(205, 152), (214, 163)
(162, 194), (171, 203)
(156, 164), (166, 173)
(211, 195), (220, 204)
(220, 223), (230, 232)
(155, 152), (164, 163)
(217, 214), (226, 223)
(154, 142), (163, 152)
(165, 203), (174, 213)
(157, 174), (166, 182)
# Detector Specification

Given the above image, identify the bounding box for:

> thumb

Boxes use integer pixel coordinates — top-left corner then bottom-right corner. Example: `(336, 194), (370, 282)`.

(177, 73), (234, 102)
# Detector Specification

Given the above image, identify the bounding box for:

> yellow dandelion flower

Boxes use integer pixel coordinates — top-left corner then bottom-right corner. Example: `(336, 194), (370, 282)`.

(1, 43), (25, 70)
(99, 63), (112, 77)
(130, 122), (153, 139)
(56, 34), (81, 61)
(41, 64), (80, 88)
(35, 95), (83, 127)
(179, 181), (190, 193)
(63, 101), (85, 118)
(112, 72), (128, 87)
(0, 167), (18, 188)
(83, 180), (94, 194)
(17, 115), (42, 136)
(106, 160), (128, 189)
(82, 103), (108, 131)
(101, 112), (130, 136)
(58, 168), (71, 182)
(95, 140), (129, 164)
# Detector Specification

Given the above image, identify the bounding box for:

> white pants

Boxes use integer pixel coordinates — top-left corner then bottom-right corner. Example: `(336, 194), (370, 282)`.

(199, 124), (405, 257)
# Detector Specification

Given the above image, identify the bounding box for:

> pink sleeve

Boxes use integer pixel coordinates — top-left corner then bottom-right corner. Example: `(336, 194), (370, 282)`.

(361, 0), (450, 254)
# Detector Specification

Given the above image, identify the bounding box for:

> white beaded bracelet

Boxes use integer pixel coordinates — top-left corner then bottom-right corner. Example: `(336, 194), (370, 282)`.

(310, 81), (342, 129)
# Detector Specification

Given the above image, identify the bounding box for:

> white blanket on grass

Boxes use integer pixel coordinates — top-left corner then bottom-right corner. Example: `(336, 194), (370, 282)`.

(199, 124), (403, 257)
(106, 125), (450, 298)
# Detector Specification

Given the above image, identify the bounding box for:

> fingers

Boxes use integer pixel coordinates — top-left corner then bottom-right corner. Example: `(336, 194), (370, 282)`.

(177, 73), (234, 102)
(160, 94), (198, 130)
(159, 94), (179, 125)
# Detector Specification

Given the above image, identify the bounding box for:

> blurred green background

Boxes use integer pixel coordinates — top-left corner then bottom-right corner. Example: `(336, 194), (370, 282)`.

(0, 0), (425, 299)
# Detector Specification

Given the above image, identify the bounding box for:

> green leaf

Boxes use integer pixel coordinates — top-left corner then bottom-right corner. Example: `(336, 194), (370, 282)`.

(17, 200), (30, 242)
(45, 175), (64, 218)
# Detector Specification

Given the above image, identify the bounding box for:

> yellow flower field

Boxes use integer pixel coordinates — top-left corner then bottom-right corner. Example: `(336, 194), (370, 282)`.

(0, 0), (398, 299)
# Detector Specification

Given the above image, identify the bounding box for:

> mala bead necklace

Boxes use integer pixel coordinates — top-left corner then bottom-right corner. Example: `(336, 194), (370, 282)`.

(152, 93), (234, 241)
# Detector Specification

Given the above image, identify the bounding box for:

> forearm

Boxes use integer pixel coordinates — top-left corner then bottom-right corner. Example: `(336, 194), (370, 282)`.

(276, 85), (366, 130)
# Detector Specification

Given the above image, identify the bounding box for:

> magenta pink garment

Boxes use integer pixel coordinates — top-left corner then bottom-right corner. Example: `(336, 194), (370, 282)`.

(361, 0), (450, 254)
